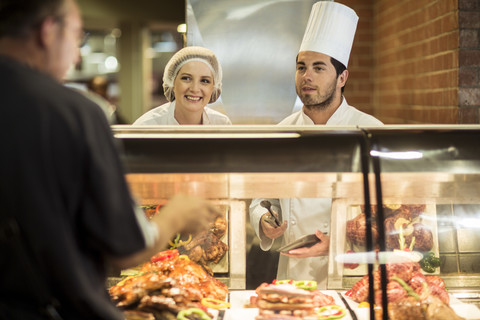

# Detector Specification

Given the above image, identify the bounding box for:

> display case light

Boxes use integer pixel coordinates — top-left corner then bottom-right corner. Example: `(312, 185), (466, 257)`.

(370, 150), (423, 160)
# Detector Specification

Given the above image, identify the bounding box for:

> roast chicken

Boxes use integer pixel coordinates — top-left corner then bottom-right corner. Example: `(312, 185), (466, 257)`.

(346, 213), (378, 247)
(177, 216), (228, 275)
(142, 203), (229, 275)
(347, 204), (433, 252)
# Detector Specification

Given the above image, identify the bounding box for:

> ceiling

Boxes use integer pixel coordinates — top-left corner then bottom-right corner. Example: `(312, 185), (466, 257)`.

(77, 0), (186, 28)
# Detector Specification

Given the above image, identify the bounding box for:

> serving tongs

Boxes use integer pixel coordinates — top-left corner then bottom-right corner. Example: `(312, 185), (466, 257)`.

(260, 200), (282, 227)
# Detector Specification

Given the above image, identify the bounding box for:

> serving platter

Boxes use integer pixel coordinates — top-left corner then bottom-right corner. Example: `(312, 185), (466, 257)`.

(340, 291), (480, 320)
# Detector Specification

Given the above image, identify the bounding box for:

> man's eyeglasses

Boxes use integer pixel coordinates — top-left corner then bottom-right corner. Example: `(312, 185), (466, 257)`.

(79, 31), (89, 48)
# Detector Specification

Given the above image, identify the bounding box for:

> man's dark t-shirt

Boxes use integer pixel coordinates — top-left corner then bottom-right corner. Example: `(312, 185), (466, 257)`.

(0, 55), (146, 319)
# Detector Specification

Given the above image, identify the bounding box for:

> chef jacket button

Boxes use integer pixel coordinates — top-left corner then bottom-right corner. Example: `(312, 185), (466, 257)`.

(291, 220), (296, 225)
(323, 223), (328, 228)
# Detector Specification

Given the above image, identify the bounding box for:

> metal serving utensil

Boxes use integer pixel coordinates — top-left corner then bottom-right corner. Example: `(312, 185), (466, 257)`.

(260, 200), (281, 227)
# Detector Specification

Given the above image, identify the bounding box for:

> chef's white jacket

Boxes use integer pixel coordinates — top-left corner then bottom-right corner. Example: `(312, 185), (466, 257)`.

(249, 97), (382, 288)
(279, 97), (383, 126)
(133, 101), (232, 125)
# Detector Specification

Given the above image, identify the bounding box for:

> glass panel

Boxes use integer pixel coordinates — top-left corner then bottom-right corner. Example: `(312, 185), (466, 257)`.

(357, 127), (480, 314)
(116, 127), (366, 291)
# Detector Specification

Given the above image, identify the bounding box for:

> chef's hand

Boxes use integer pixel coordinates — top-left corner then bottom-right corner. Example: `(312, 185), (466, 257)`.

(260, 213), (287, 239)
(281, 230), (329, 258)
(152, 194), (221, 247)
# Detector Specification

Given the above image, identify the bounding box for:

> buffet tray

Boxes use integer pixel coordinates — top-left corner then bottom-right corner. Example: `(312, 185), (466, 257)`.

(340, 291), (480, 320)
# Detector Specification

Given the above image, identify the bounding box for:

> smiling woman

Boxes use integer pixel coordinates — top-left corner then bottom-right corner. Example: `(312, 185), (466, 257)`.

(173, 60), (216, 123)
(133, 46), (232, 125)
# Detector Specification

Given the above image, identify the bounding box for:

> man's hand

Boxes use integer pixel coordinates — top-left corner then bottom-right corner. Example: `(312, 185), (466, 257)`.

(109, 195), (220, 270)
(281, 230), (329, 258)
(260, 212), (287, 239)
(151, 194), (221, 248)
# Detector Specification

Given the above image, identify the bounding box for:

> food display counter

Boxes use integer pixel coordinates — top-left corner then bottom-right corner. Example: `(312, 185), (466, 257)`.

(111, 125), (480, 320)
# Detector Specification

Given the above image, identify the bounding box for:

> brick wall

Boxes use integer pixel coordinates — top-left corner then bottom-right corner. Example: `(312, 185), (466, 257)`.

(458, 0), (480, 124)
(339, 0), (479, 124)
(373, 0), (459, 124)
(337, 0), (376, 117)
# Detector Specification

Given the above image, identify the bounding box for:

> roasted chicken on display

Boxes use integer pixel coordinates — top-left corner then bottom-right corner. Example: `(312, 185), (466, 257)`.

(142, 203), (229, 275)
(179, 216), (228, 274)
(109, 251), (228, 319)
(346, 204), (433, 252)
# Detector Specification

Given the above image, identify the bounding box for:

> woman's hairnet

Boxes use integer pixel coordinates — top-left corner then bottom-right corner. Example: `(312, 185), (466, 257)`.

(163, 46), (222, 103)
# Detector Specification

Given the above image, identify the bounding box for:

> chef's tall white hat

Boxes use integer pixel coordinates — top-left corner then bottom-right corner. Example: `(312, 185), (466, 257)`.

(299, 1), (359, 68)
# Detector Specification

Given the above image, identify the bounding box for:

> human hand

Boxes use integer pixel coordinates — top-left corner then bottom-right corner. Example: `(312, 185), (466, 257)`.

(261, 213), (287, 239)
(281, 230), (329, 258)
(109, 195), (220, 269)
(151, 194), (221, 247)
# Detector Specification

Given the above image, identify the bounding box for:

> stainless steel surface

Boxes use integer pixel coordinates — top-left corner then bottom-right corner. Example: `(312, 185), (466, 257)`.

(114, 126), (364, 174)
(458, 229), (480, 253)
(448, 280), (480, 308)
(186, 0), (317, 124)
(443, 276), (480, 288)
(125, 172), (480, 201)
(450, 289), (480, 308)
(125, 172), (357, 199)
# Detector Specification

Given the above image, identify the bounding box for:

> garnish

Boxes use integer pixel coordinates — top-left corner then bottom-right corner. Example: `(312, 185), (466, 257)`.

(177, 307), (211, 320)
(201, 298), (230, 310)
(151, 249), (179, 263)
(317, 305), (346, 319)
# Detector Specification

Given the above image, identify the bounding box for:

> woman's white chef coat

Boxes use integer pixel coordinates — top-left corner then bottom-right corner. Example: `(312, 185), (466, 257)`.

(133, 101), (232, 125)
(249, 97), (383, 289)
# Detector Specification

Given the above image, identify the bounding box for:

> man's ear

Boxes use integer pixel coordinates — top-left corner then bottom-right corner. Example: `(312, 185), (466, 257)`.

(337, 69), (349, 89)
(37, 16), (59, 49)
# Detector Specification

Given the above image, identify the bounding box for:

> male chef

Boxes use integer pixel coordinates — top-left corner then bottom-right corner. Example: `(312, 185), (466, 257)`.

(250, 1), (382, 289)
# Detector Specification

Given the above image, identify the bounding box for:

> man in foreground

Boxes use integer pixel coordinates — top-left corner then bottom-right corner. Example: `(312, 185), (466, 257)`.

(0, 0), (218, 319)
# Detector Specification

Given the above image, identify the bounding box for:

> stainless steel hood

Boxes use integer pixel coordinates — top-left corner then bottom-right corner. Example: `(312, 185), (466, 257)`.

(186, 0), (319, 124)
